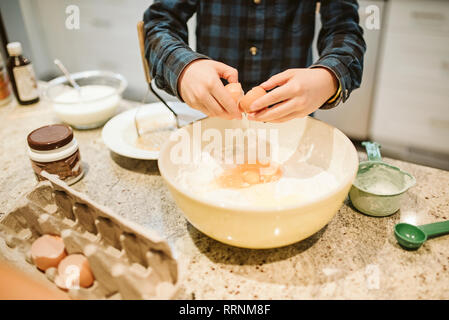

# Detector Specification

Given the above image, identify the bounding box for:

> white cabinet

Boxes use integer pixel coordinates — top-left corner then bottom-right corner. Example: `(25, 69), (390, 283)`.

(371, 0), (449, 159)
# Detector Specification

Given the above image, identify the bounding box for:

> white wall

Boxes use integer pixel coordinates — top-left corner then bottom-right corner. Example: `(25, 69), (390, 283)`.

(0, 0), (34, 61)
(18, 0), (197, 101)
(314, 0), (385, 140)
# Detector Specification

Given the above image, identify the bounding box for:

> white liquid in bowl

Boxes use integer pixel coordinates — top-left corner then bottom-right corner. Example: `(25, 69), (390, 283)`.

(53, 85), (120, 128)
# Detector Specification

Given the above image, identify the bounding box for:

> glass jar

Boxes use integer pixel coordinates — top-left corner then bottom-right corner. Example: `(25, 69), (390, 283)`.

(27, 124), (84, 185)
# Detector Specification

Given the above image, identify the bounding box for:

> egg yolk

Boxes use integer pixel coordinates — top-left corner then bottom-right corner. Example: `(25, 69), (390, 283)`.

(216, 161), (282, 189)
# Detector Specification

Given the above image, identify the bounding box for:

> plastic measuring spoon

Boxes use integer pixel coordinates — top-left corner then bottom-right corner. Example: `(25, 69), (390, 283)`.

(394, 220), (449, 250)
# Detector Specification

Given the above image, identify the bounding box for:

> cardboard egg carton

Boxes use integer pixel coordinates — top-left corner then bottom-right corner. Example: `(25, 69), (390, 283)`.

(0, 171), (179, 300)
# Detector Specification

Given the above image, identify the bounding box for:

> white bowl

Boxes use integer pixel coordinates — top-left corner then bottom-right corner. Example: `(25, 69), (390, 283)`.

(45, 70), (127, 129)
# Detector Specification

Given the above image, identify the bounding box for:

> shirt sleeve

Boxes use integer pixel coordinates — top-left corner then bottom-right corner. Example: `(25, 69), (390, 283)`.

(310, 0), (366, 109)
(143, 0), (209, 99)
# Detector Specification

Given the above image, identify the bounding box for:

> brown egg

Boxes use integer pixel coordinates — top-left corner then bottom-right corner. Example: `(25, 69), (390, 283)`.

(224, 82), (244, 103)
(56, 254), (95, 289)
(31, 235), (67, 271)
(239, 86), (267, 113)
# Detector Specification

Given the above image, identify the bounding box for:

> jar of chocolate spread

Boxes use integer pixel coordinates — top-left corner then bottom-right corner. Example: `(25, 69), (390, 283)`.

(27, 124), (84, 185)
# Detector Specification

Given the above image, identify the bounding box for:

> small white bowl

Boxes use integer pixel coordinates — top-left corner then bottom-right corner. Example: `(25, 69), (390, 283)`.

(45, 70), (127, 129)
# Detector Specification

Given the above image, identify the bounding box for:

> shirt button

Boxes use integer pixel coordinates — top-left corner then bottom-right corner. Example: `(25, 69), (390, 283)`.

(253, 0), (261, 4)
(249, 46), (258, 56)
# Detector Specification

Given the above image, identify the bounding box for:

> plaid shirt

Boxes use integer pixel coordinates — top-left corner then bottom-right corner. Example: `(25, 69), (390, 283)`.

(144, 0), (366, 109)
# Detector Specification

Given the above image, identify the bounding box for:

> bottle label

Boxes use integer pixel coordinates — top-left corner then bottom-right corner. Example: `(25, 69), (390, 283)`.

(0, 67), (11, 103)
(13, 64), (39, 101)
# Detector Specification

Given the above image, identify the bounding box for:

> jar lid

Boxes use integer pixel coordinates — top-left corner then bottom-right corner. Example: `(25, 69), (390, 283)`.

(7, 42), (23, 56)
(27, 124), (74, 151)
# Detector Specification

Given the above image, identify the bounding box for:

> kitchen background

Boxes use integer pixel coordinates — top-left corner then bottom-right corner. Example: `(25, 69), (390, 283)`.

(1, 0), (448, 170)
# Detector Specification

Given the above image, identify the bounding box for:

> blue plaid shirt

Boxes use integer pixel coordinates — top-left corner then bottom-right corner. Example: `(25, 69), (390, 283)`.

(143, 0), (366, 109)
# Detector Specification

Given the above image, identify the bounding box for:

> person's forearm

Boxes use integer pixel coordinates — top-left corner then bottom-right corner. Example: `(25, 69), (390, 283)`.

(143, 0), (208, 98)
(311, 0), (366, 109)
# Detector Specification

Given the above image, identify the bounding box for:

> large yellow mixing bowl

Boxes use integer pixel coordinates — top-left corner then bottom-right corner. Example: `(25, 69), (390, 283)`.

(158, 116), (358, 249)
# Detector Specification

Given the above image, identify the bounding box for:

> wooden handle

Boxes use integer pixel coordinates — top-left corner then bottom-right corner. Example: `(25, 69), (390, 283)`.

(137, 21), (152, 84)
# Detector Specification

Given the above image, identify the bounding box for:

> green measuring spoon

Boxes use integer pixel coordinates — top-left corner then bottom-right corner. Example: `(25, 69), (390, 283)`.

(394, 220), (449, 250)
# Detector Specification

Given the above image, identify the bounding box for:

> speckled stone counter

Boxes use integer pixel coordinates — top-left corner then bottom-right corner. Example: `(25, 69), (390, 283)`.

(1, 97), (448, 299)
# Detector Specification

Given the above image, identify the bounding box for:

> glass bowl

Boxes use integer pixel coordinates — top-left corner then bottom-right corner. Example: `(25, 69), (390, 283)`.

(45, 70), (128, 129)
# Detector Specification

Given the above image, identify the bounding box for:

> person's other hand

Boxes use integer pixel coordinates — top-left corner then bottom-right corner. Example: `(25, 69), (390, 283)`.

(178, 59), (242, 119)
(247, 68), (338, 122)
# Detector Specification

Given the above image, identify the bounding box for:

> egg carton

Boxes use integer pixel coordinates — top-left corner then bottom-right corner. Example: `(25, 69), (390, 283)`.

(0, 171), (179, 300)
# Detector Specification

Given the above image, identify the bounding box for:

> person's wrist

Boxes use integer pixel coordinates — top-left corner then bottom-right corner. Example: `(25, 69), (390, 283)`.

(177, 58), (209, 101)
(178, 60), (196, 93)
(315, 67), (338, 100)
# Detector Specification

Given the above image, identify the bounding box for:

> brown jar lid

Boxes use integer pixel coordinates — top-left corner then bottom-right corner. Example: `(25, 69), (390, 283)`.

(27, 124), (74, 151)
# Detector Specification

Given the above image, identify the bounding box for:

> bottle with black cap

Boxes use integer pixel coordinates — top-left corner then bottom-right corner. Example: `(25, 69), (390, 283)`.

(7, 42), (39, 105)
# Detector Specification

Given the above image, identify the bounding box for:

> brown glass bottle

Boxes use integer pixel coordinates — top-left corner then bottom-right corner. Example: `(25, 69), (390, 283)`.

(6, 42), (39, 105)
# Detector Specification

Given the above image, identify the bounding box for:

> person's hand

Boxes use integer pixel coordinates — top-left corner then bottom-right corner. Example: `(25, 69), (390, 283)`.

(246, 68), (338, 122)
(178, 59), (242, 119)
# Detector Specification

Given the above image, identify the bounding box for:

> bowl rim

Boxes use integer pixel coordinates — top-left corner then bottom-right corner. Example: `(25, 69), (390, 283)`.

(44, 70), (128, 104)
(158, 116), (359, 213)
(352, 160), (416, 197)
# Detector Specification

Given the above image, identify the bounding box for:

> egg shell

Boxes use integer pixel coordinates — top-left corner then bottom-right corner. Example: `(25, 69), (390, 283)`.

(239, 86), (266, 112)
(57, 254), (95, 289)
(31, 235), (67, 271)
(224, 82), (244, 103)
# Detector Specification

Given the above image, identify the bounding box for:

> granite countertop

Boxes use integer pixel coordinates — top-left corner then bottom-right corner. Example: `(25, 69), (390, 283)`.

(1, 97), (448, 300)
